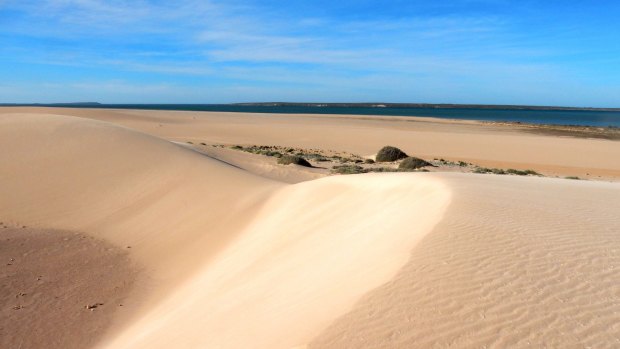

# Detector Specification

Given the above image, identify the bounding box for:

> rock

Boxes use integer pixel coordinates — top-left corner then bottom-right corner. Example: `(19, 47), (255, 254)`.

(375, 146), (408, 162)
(277, 155), (312, 167)
(399, 157), (432, 170)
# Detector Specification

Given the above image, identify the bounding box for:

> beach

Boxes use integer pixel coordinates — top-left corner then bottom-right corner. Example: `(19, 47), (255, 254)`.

(1, 107), (619, 348)
(1, 107), (617, 180)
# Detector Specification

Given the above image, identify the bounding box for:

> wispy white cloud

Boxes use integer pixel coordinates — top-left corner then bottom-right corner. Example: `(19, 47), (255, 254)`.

(2, 0), (520, 66)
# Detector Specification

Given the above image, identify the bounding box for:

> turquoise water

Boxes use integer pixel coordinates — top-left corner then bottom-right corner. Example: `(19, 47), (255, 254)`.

(36, 104), (620, 127)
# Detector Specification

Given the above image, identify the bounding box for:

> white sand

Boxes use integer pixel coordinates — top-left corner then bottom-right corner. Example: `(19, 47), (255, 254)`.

(311, 174), (620, 348)
(103, 174), (450, 349)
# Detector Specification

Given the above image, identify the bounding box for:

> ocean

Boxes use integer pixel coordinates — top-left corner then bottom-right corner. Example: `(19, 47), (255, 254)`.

(27, 104), (620, 127)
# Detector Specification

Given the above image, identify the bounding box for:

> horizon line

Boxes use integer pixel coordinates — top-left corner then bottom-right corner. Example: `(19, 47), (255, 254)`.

(1, 102), (619, 111)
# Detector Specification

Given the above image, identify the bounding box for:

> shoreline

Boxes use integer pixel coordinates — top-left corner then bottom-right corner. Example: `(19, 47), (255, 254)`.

(5, 105), (620, 140)
(1, 105), (619, 129)
(482, 120), (620, 140)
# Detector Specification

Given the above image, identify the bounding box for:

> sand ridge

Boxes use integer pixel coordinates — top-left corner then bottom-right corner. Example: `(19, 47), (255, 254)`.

(101, 173), (451, 348)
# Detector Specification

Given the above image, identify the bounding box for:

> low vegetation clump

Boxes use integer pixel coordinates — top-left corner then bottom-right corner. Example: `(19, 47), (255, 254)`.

(278, 155), (312, 167)
(474, 167), (540, 176)
(474, 167), (506, 175)
(332, 165), (367, 174)
(303, 153), (326, 160)
(367, 167), (400, 173)
(229, 144), (364, 163)
(375, 146), (408, 162)
(233, 145), (284, 158)
(505, 168), (540, 176)
(332, 163), (432, 175)
(565, 176), (581, 180)
(225, 144), (548, 178)
(337, 157), (351, 163)
(368, 166), (430, 173)
(399, 157), (432, 170)
(435, 158), (471, 167)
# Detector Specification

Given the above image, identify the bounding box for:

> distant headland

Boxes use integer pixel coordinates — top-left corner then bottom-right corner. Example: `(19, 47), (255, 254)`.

(234, 102), (620, 112)
(0, 102), (102, 106)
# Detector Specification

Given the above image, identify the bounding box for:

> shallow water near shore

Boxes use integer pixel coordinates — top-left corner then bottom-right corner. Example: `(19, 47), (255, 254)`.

(6, 104), (620, 127)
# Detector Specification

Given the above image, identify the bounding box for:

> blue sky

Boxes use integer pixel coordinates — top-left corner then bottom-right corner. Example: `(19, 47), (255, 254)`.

(1, 0), (619, 106)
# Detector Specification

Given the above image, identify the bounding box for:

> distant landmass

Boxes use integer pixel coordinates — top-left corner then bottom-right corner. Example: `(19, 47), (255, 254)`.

(0, 102), (102, 106)
(234, 102), (620, 112)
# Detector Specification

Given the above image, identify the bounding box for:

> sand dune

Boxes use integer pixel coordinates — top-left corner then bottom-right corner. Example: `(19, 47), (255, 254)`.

(103, 173), (449, 348)
(1, 113), (450, 347)
(0, 113), (279, 284)
(1, 110), (619, 348)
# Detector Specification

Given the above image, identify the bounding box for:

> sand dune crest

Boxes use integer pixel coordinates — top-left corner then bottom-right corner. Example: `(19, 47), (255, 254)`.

(102, 174), (450, 348)
(0, 113), (279, 285)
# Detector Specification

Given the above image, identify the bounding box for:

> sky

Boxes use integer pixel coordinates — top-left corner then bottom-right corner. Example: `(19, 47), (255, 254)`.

(0, 0), (619, 107)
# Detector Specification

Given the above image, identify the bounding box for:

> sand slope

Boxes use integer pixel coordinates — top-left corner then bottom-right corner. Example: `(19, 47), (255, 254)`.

(0, 113), (279, 285)
(311, 174), (620, 348)
(103, 173), (450, 348)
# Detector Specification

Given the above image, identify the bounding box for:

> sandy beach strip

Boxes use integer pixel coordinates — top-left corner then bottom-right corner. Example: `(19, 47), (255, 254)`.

(1, 107), (617, 180)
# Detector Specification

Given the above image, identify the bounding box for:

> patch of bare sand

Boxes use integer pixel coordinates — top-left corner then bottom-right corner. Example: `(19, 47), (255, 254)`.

(0, 226), (139, 349)
(310, 173), (620, 348)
